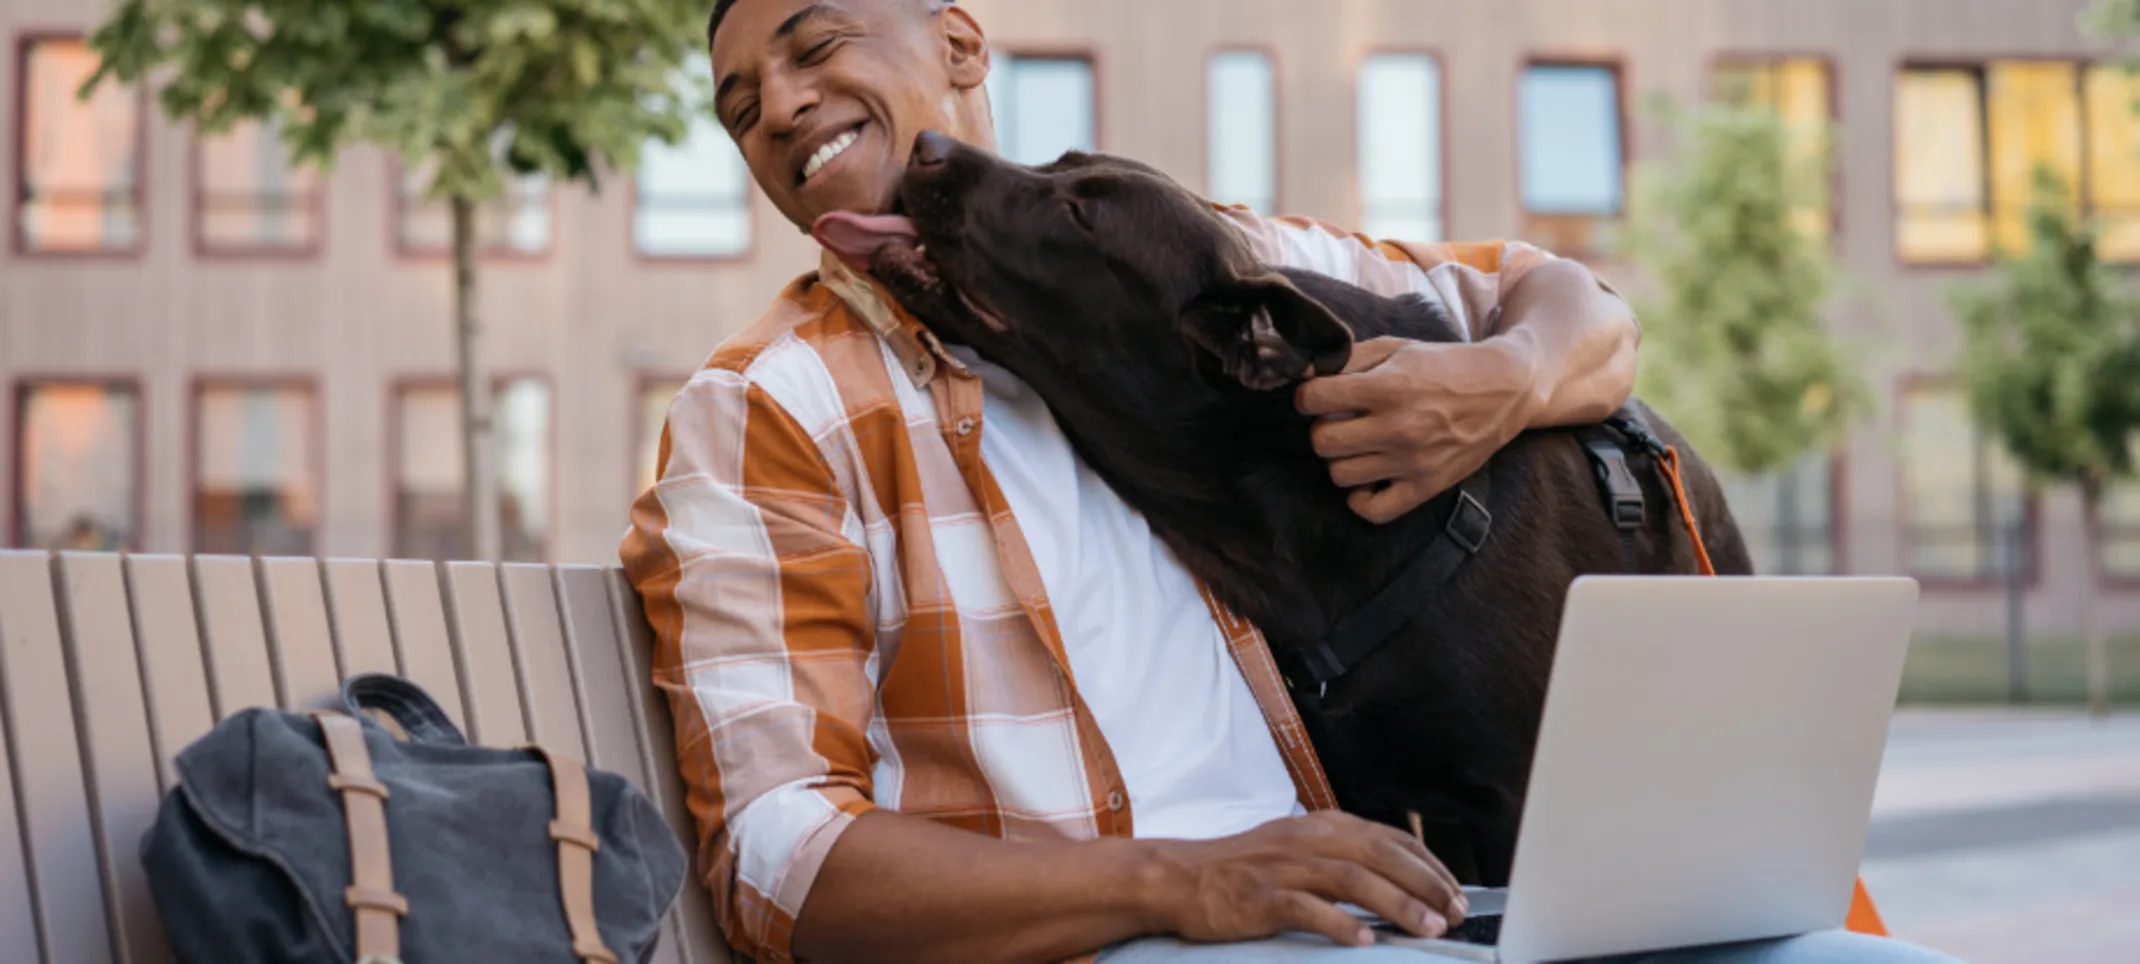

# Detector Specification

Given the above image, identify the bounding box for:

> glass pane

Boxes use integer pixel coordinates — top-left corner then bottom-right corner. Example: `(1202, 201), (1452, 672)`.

(15, 383), (138, 550)
(1902, 385), (2029, 579)
(1987, 62), (2082, 255)
(1718, 454), (1835, 575)
(194, 386), (318, 555)
(2103, 483), (2140, 578)
(393, 380), (550, 562)
(1716, 58), (1833, 237)
(988, 54), (1095, 166)
(1519, 65), (1622, 215)
(1208, 51), (1276, 215)
(2085, 65), (2140, 261)
(636, 58), (752, 258)
(398, 138), (553, 255)
(638, 379), (690, 493)
(18, 39), (142, 253)
(198, 116), (322, 250)
(1895, 69), (1990, 263)
(1358, 54), (1442, 242)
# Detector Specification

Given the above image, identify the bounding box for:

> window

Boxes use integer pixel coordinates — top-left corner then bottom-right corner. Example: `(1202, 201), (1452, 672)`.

(197, 116), (323, 253)
(394, 377), (551, 562)
(1900, 383), (2032, 581)
(13, 381), (139, 550)
(2085, 64), (2140, 261)
(2104, 483), (2140, 581)
(396, 137), (552, 255)
(987, 53), (1095, 166)
(1208, 51), (1276, 215)
(1713, 57), (1834, 237)
(1895, 62), (2092, 264)
(193, 384), (319, 555)
(1716, 454), (1838, 575)
(1357, 54), (1442, 242)
(1518, 63), (1624, 254)
(637, 378), (690, 493)
(15, 37), (143, 254)
(637, 55), (752, 258)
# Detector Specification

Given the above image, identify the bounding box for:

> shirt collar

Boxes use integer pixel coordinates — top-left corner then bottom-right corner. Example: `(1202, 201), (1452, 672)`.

(818, 251), (971, 389)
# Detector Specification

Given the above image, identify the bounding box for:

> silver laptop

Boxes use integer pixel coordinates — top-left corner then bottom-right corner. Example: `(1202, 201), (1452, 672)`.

(1372, 575), (1919, 963)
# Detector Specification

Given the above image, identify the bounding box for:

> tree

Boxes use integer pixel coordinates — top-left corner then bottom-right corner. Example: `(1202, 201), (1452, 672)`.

(1951, 167), (2140, 718)
(1621, 95), (1867, 500)
(82, 0), (708, 560)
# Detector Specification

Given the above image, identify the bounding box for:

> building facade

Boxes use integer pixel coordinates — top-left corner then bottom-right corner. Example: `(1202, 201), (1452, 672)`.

(4, 0), (2134, 640)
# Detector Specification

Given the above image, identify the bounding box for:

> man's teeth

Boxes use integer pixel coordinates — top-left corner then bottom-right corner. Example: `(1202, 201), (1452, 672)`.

(802, 129), (860, 181)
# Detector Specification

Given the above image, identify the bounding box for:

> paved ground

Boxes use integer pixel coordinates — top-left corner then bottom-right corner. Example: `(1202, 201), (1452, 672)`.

(1859, 710), (2140, 964)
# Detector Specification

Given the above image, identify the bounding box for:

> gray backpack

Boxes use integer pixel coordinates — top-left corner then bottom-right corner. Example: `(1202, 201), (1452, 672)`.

(140, 673), (690, 964)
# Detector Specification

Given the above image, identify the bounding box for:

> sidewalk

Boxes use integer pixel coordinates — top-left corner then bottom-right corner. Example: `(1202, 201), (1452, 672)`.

(1859, 710), (2140, 964)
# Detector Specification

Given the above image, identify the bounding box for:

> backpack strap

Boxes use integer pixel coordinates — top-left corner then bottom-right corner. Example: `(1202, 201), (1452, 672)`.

(533, 747), (621, 964)
(313, 711), (408, 964)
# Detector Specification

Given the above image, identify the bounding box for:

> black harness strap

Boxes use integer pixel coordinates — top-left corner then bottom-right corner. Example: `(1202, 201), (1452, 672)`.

(1289, 468), (1493, 693)
(1578, 425), (1645, 572)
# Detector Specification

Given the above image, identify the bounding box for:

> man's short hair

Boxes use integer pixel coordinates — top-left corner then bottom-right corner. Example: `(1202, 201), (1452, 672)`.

(707, 0), (954, 49)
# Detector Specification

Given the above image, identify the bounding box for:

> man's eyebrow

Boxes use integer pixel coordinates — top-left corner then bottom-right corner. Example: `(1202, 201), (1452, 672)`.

(715, 5), (844, 113)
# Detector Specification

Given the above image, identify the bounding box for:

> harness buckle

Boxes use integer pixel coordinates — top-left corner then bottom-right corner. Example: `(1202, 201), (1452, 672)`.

(1445, 490), (1492, 555)
(1612, 494), (1645, 530)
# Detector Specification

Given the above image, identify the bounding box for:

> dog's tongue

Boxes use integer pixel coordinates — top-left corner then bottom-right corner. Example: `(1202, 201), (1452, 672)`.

(812, 211), (920, 273)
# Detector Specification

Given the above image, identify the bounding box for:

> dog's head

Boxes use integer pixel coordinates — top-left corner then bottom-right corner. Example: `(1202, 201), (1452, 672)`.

(814, 131), (1355, 396)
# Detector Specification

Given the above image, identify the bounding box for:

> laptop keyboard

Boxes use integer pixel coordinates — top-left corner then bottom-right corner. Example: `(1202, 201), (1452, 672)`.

(1372, 913), (1504, 946)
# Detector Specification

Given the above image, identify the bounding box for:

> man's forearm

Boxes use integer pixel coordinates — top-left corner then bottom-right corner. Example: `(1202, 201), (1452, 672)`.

(1492, 257), (1640, 430)
(792, 809), (1166, 964)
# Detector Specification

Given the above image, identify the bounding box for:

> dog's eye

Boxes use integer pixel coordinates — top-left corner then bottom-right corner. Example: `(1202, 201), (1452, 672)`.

(1065, 198), (1094, 231)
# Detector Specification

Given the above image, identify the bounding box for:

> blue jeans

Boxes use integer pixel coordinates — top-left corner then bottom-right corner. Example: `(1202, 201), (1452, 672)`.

(1098, 930), (1965, 963)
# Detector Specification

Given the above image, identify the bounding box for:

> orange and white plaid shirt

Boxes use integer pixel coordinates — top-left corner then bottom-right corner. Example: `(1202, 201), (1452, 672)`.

(620, 207), (1569, 963)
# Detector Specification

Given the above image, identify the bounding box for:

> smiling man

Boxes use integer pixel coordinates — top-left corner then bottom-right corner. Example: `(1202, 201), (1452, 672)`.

(619, 3), (1957, 963)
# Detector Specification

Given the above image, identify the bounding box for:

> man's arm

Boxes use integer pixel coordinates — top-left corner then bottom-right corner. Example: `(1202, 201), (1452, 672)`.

(1297, 254), (1640, 522)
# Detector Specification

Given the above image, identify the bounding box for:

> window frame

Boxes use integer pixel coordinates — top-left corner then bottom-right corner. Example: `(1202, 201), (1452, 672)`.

(387, 372), (558, 563)
(1894, 374), (2044, 591)
(628, 146), (756, 265)
(189, 122), (328, 260)
(1705, 51), (1844, 243)
(1514, 55), (1631, 258)
(1204, 45), (1283, 217)
(1352, 46), (1447, 243)
(1721, 450), (1851, 577)
(10, 32), (150, 260)
(186, 375), (326, 556)
(9, 374), (148, 551)
(388, 155), (558, 263)
(631, 372), (697, 495)
(988, 47), (1104, 164)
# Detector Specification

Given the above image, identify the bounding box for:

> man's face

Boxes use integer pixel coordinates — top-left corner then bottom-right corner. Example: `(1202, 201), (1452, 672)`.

(711, 0), (983, 230)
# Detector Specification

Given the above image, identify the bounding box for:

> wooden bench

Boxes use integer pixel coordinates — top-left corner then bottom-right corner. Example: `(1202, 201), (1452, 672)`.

(0, 550), (733, 964)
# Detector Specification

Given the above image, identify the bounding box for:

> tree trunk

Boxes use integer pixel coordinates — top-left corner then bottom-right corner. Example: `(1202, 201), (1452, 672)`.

(452, 195), (501, 563)
(2080, 480), (2111, 719)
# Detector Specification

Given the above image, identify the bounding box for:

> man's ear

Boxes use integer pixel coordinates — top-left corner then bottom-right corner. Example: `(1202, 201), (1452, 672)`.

(1182, 270), (1355, 391)
(941, 6), (991, 91)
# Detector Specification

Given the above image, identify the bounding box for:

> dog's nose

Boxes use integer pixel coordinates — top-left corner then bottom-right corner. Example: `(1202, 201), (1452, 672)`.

(912, 130), (957, 168)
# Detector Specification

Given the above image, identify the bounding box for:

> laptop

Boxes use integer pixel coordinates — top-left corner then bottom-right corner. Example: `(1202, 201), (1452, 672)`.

(1368, 575), (1919, 963)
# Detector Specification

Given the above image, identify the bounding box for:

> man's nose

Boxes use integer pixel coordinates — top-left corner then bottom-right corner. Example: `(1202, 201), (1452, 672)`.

(912, 130), (957, 168)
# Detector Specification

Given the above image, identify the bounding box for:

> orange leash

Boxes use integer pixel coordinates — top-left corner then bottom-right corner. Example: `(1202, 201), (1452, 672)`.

(1653, 445), (1888, 937)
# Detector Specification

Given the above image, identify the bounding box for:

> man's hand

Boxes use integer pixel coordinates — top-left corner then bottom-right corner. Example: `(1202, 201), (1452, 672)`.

(1143, 810), (1468, 948)
(1295, 337), (1539, 524)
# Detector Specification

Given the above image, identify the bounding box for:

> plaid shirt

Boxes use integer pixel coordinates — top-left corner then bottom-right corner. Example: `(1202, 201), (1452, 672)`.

(621, 207), (1566, 963)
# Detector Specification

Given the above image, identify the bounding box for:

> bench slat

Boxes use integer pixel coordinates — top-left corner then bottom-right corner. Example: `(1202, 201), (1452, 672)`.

(0, 555), (51, 960)
(323, 560), (399, 678)
(606, 569), (728, 964)
(258, 558), (342, 711)
(442, 562), (528, 747)
(381, 561), (467, 729)
(500, 564), (588, 759)
(123, 556), (215, 792)
(0, 552), (118, 964)
(55, 554), (172, 964)
(190, 556), (280, 715)
(556, 567), (688, 964)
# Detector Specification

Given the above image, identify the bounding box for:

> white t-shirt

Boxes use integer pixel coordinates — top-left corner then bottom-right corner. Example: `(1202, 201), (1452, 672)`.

(949, 346), (1307, 841)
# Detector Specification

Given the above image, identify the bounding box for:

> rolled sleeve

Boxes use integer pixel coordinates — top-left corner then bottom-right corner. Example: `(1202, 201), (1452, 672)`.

(621, 367), (879, 964)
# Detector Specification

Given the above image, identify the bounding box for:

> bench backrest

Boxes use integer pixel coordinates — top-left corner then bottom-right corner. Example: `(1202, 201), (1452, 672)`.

(0, 551), (730, 964)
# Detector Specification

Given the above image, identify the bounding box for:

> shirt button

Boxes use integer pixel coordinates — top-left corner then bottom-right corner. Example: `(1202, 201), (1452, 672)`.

(955, 417), (976, 437)
(1106, 790), (1125, 812)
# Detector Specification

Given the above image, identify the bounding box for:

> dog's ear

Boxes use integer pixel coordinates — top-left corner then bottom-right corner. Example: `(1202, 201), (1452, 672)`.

(1182, 270), (1355, 391)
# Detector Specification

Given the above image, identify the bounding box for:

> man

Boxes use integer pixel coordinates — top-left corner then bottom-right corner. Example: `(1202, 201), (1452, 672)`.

(621, 2), (1958, 962)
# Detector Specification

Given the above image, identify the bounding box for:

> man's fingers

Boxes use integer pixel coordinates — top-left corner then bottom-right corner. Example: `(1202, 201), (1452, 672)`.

(1348, 479), (1431, 524)
(1339, 337), (1408, 375)
(1308, 415), (1397, 460)
(1271, 890), (1379, 948)
(1328, 455), (1402, 489)
(1363, 828), (1466, 921)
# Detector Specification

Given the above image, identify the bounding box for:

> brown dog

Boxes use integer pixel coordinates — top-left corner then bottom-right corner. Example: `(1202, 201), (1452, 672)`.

(816, 131), (1753, 886)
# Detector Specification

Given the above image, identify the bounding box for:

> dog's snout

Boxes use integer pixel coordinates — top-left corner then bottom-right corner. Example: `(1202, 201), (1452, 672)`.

(912, 130), (957, 168)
